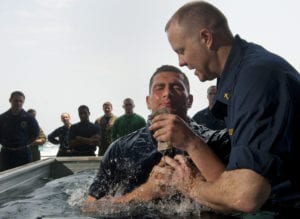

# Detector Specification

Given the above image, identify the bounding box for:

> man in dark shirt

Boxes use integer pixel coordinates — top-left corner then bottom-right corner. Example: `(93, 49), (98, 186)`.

(192, 85), (225, 130)
(69, 105), (101, 156)
(164, 1), (300, 218)
(83, 65), (230, 211)
(48, 112), (72, 156)
(0, 91), (39, 171)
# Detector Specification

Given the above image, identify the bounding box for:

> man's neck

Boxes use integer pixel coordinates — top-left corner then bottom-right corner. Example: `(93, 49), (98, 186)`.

(10, 108), (22, 115)
(64, 123), (71, 128)
(217, 42), (233, 76)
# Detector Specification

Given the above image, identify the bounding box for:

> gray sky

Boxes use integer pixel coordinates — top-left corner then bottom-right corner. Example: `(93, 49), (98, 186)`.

(0, 0), (299, 134)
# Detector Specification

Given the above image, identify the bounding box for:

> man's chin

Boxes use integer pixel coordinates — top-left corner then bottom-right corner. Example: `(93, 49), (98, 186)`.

(197, 74), (215, 82)
(197, 75), (206, 82)
(157, 107), (174, 113)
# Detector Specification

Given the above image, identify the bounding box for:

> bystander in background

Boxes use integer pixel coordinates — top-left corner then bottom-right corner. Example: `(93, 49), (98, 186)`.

(27, 108), (46, 161)
(111, 98), (146, 141)
(0, 91), (39, 171)
(48, 112), (73, 156)
(95, 101), (117, 156)
(69, 105), (101, 156)
(192, 85), (225, 130)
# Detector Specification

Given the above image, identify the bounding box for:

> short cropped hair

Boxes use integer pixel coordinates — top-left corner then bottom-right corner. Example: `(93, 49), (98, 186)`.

(61, 112), (70, 117)
(165, 1), (230, 37)
(149, 65), (190, 93)
(27, 109), (36, 114)
(10, 91), (25, 100)
(78, 105), (89, 112)
(103, 102), (112, 107)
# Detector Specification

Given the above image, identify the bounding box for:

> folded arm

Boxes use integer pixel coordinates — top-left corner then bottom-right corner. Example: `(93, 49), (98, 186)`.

(70, 134), (101, 148)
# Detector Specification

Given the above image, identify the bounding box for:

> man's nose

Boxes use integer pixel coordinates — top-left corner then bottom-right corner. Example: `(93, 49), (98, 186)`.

(179, 55), (187, 67)
(163, 87), (172, 97)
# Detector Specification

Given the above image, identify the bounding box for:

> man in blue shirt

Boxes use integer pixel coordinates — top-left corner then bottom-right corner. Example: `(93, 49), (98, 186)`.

(48, 112), (73, 156)
(0, 91), (39, 171)
(161, 1), (300, 218)
(83, 65), (230, 213)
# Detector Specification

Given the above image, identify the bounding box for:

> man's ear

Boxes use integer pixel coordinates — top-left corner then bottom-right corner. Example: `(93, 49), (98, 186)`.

(187, 94), (193, 108)
(199, 28), (213, 49)
(146, 96), (151, 110)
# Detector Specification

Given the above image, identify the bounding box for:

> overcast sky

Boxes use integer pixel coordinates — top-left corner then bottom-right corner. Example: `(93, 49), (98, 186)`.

(0, 0), (299, 134)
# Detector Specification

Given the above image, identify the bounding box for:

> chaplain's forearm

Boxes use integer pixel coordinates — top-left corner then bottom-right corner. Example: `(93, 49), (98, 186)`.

(186, 135), (225, 182)
(115, 182), (157, 203)
(188, 169), (271, 213)
(81, 195), (98, 213)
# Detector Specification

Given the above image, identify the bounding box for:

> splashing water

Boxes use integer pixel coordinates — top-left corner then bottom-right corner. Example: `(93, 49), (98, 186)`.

(0, 169), (211, 219)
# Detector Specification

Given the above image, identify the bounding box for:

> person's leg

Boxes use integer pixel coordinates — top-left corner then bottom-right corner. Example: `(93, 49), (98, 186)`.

(11, 149), (32, 168)
(31, 146), (40, 161)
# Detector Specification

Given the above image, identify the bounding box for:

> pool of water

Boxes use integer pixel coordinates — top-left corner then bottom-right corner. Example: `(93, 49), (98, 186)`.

(0, 169), (95, 219)
(0, 169), (228, 219)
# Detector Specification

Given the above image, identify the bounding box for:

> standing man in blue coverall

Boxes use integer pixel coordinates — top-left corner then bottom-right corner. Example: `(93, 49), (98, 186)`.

(147, 1), (300, 218)
(0, 91), (39, 171)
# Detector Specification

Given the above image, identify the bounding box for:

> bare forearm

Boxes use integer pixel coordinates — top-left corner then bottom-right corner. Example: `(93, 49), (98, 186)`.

(188, 169), (271, 213)
(186, 135), (225, 182)
(114, 182), (159, 203)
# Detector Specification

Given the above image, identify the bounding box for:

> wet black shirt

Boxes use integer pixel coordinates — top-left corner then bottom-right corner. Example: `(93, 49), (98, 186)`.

(89, 119), (230, 199)
(193, 107), (226, 130)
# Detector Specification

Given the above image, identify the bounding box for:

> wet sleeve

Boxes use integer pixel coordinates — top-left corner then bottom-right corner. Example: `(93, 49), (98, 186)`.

(88, 142), (118, 199)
